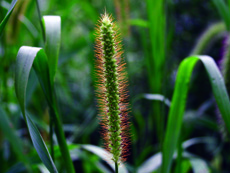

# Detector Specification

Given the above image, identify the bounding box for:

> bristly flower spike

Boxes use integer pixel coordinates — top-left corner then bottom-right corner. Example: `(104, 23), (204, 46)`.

(94, 12), (130, 171)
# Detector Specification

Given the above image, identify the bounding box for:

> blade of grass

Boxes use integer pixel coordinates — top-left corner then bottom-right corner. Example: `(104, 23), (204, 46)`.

(15, 46), (57, 173)
(42, 16), (61, 83)
(146, 0), (166, 143)
(143, 94), (171, 107)
(138, 137), (214, 173)
(183, 152), (210, 173)
(35, 0), (45, 41)
(42, 15), (61, 162)
(0, 0), (18, 37)
(190, 22), (225, 55)
(212, 0), (230, 31)
(15, 46), (75, 173)
(81, 144), (128, 173)
(162, 55), (230, 173)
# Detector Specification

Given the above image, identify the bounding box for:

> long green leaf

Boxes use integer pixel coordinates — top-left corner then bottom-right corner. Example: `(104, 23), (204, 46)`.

(0, 0), (18, 36)
(190, 22), (225, 55)
(212, 0), (230, 31)
(15, 46), (57, 173)
(42, 16), (61, 83)
(162, 55), (230, 173)
(146, 0), (166, 142)
(41, 15), (75, 173)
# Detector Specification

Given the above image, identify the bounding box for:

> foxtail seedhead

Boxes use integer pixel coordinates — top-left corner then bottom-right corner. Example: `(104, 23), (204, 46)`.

(94, 12), (130, 163)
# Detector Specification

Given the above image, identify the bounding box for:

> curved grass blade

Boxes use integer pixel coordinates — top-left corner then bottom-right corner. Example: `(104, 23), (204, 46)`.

(143, 94), (171, 107)
(162, 55), (230, 173)
(42, 16), (75, 172)
(15, 46), (75, 172)
(138, 137), (214, 173)
(132, 94), (171, 107)
(15, 46), (57, 173)
(188, 156), (210, 173)
(0, 0), (18, 37)
(42, 16), (61, 83)
(190, 22), (225, 55)
(81, 144), (128, 173)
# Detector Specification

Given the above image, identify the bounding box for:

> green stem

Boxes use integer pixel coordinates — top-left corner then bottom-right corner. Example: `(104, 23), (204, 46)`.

(35, 0), (45, 42)
(51, 106), (75, 173)
(48, 89), (75, 172)
(49, 112), (54, 160)
(175, 136), (182, 173)
(115, 161), (118, 173)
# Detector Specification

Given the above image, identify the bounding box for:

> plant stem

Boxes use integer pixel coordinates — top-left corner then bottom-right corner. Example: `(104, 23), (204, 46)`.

(115, 161), (118, 173)
(35, 0), (45, 42)
(51, 105), (75, 173)
(175, 136), (182, 173)
(49, 112), (54, 160)
(49, 89), (75, 172)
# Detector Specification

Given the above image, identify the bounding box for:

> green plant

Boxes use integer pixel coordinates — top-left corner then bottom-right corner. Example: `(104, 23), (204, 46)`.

(3, 1), (230, 172)
(94, 12), (130, 173)
(146, 0), (166, 143)
(14, 15), (75, 172)
(162, 55), (230, 173)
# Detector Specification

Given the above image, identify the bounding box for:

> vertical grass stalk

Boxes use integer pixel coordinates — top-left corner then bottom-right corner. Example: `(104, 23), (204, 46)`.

(146, 0), (166, 143)
(94, 12), (130, 172)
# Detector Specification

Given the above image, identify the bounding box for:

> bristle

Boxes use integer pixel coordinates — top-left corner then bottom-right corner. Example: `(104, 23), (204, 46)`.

(94, 12), (130, 163)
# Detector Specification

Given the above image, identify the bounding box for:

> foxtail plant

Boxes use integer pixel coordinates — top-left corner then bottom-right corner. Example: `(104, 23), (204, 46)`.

(94, 12), (130, 172)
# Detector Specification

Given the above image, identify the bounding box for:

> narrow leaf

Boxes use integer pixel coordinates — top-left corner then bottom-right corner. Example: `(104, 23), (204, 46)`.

(42, 16), (61, 83)
(144, 94), (171, 107)
(212, 0), (230, 30)
(81, 144), (128, 173)
(189, 158), (210, 173)
(15, 46), (57, 173)
(162, 55), (230, 173)
(0, 0), (18, 36)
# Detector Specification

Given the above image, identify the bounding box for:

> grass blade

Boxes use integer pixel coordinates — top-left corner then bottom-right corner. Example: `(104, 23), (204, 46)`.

(42, 15), (75, 172)
(188, 156), (210, 173)
(0, 0), (18, 37)
(212, 0), (230, 31)
(190, 22), (225, 55)
(35, 0), (45, 41)
(15, 46), (75, 173)
(15, 46), (57, 173)
(42, 16), (61, 83)
(146, 0), (166, 142)
(81, 144), (128, 173)
(42, 15), (61, 160)
(162, 55), (230, 173)
(138, 137), (214, 173)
